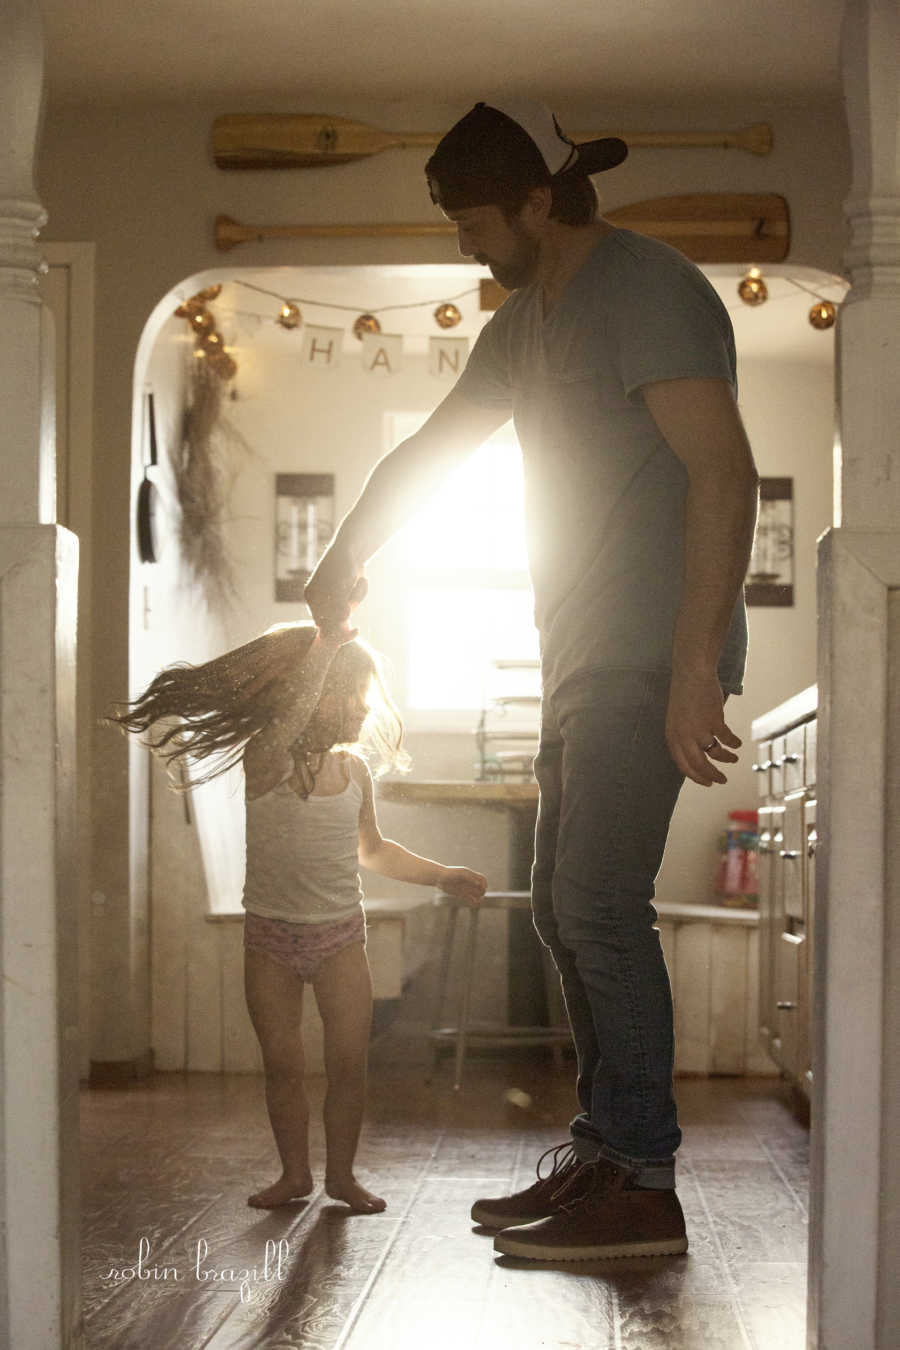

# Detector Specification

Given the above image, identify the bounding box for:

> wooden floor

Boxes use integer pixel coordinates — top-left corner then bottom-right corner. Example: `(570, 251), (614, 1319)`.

(81, 1026), (808, 1350)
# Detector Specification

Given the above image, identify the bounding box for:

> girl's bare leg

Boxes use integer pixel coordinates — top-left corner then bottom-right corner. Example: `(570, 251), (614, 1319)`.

(244, 947), (314, 1207)
(313, 941), (385, 1213)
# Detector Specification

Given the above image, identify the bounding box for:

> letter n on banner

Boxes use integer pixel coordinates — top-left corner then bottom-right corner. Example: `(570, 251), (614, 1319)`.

(302, 325), (343, 369)
(429, 337), (469, 378)
(361, 331), (403, 375)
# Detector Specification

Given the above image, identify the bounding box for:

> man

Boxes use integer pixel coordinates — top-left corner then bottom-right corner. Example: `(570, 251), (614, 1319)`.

(305, 99), (759, 1261)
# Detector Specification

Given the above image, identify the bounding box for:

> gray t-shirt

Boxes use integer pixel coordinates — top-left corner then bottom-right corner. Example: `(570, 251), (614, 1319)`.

(456, 227), (748, 698)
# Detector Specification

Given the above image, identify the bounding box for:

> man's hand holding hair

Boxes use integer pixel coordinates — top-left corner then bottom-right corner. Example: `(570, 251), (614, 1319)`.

(305, 542), (368, 639)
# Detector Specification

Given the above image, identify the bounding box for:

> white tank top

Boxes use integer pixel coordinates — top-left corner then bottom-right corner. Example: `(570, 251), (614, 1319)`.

(242, 774), (364, 924)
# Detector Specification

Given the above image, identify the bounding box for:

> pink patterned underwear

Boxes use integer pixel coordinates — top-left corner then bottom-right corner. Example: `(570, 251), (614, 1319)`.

(243, 909), (366, 982)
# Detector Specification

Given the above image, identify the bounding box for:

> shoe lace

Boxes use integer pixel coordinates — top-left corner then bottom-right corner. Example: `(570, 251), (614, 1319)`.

(534, 1141), (578, 1185)
(552, 1157), (620, 1213)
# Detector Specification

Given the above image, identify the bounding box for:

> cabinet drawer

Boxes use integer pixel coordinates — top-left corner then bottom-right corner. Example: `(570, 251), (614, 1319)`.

(757, 803), (784, 1045)
(752, 738), (773, 798)
(770, 735), (787, 796)
(783, 725), (806, 793)
(805, 797), (817, 1088)
(805, 719), (817, 787)
(775, 926), (807, 1085)
(781, 791), (807, 923)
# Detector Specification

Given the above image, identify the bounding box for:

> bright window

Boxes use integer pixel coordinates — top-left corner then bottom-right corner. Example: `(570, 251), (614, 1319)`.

(389, 413), (538, 716)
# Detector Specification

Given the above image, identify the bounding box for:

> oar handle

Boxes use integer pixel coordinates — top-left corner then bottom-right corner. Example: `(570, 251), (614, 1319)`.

(215, 214), (455, 251)
(609, 122), (772, 155)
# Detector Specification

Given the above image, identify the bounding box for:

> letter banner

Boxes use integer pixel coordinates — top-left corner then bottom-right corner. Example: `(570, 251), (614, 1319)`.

(301, 325), (343, 369)
(361, 331), (403, 376)
(429, 337), (469, 378)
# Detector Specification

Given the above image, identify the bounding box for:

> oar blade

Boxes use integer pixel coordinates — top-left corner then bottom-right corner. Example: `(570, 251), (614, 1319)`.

(608, 193), (790, 263)
(213, 113), (400, 168)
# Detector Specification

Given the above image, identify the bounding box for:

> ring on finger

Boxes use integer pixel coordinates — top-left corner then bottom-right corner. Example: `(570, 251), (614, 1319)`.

(701, 740), (718, 752)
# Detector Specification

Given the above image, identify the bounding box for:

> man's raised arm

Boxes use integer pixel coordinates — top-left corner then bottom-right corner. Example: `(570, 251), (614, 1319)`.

(304, 387), (508, 632)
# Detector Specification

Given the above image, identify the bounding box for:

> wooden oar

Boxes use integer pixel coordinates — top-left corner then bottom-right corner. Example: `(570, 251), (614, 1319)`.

(213, 113), (773, 169)
(214, 193), (789, 264)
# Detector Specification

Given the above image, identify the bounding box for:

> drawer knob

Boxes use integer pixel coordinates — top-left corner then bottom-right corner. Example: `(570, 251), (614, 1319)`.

(782, 754), (800, 764)
(779, 849), (800, 860)
(776, 1001), (797, 1011)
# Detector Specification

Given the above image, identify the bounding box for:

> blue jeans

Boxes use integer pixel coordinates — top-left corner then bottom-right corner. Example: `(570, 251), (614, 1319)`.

(531, 668), (685, 1188)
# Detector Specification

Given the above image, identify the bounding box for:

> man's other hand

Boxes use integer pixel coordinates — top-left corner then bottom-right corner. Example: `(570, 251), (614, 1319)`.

(665, 668), (741, 786)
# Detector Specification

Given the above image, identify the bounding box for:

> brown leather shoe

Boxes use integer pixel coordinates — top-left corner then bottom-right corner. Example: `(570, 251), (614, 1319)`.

(492, 1159), (688, 1260)
(471, 1142), (590, 1230)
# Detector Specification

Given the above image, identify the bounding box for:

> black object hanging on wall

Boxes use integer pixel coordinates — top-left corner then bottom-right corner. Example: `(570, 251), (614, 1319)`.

(137, 390), (162, 564)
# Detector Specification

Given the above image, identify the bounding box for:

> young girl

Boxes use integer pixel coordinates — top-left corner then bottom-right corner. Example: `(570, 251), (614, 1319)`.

(110, 621), (486, 1213)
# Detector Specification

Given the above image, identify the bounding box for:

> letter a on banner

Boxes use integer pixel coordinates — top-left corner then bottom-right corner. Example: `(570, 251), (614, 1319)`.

(361, 331), (403, 376)
(429, 337), (469, 378)
(302, 325), (343, 370)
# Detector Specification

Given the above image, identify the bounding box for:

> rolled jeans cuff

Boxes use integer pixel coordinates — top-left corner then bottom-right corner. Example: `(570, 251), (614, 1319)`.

(571, 1119), (676, 1189)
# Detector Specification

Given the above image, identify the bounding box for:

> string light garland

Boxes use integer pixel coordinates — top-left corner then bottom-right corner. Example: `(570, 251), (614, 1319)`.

(172, 279), (485, 386)
(736, 269), (844, 329)
(173, 272), (845, 372)
(226, 278), (482, 339)
(174, 286), (237, 381)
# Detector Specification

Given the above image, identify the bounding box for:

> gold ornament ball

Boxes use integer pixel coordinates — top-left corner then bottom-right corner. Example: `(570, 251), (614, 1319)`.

(196, 284), (222, 303)
(353, 313), (381, 340)
(200, 330), (223, 353)
(434, 302), (462, 329)
(809, 301), (836, 330)
(277, 302), (302, 330)
(738, 274), (768, 306)
(190, 308), (216, 333)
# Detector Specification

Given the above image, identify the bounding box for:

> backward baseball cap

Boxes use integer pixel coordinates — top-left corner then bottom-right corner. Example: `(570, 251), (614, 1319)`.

(426, 99), (628, 211)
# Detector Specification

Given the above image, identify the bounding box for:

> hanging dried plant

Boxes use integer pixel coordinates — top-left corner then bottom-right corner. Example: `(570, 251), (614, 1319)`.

(172, 356), (250, 610)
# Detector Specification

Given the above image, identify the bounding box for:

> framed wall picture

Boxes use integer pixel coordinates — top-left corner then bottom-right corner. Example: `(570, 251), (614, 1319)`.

(745, 476), (794, 607)
(274, 472), (335, 602)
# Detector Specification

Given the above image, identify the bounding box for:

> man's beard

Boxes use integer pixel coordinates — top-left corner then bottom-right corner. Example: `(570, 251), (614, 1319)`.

(477, 234), (539, 290)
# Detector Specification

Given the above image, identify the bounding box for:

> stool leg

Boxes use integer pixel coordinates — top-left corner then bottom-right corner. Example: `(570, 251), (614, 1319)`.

(430, 904), (458, 1078)
(453, 906), (479, 1091)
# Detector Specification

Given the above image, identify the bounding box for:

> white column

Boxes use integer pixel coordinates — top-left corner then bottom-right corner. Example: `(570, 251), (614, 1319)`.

(810, 2), (900, 1348)
(0, 3), (83, 1348)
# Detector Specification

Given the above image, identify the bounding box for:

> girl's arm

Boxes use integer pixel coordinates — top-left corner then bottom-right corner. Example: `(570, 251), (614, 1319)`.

(243, 631), (343, 799)
(353, 760), (487, 904)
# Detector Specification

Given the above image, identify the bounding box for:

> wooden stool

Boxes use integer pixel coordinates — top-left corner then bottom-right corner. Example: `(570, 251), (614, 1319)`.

(429, 889), (571, 1090)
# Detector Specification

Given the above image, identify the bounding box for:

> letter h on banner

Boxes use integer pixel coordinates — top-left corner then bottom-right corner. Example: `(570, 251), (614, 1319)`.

(302, 325), (343, 368)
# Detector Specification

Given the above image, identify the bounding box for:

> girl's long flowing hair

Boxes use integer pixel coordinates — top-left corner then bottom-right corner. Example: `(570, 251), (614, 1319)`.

(106, 622), (409, 794)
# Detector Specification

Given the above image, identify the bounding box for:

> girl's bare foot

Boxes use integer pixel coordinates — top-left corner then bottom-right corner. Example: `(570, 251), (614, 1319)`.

(247, 1172), (313, 1209)
(325, 1173), (386, 1213)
